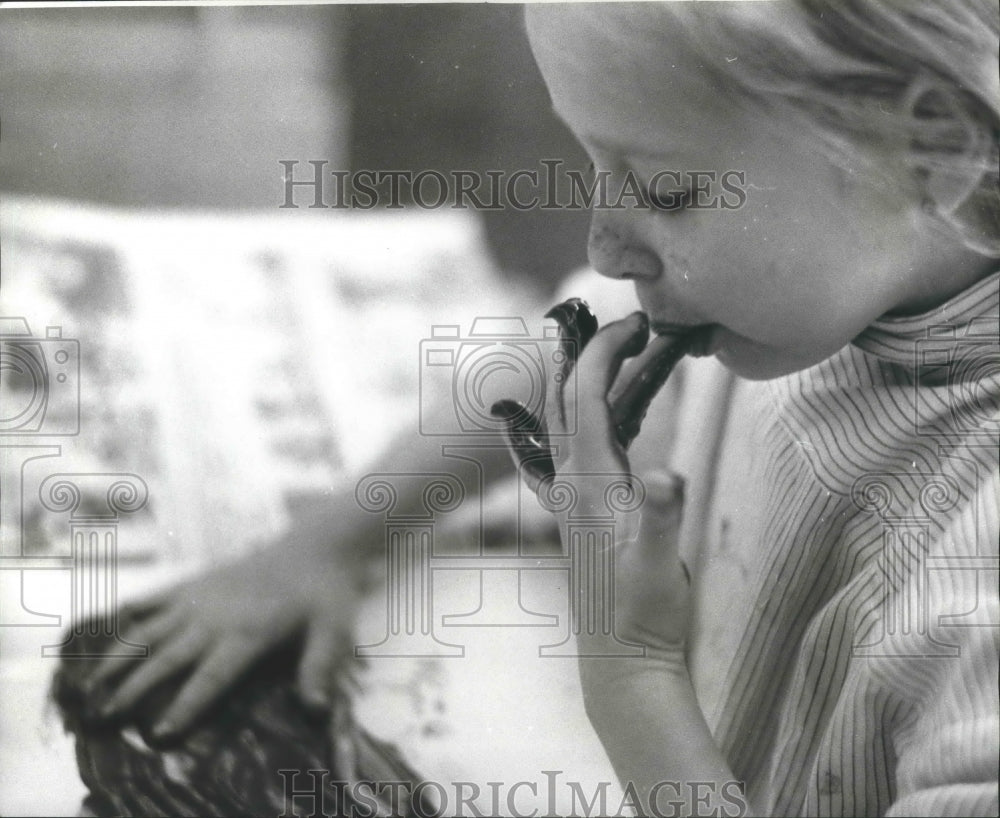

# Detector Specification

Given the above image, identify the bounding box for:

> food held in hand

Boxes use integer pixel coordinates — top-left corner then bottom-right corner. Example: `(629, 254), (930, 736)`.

(492, 298), (695, 491)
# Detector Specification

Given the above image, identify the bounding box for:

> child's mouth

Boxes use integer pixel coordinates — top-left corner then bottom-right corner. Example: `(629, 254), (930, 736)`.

(651, 321), (716, 358)
(685, 325), (716, 358)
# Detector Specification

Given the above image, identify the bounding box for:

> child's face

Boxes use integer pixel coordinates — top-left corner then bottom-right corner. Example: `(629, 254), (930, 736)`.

(528, 8), (929, 379)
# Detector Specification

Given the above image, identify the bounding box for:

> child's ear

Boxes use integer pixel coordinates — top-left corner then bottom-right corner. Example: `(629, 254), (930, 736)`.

(904, 78), (1000, 257)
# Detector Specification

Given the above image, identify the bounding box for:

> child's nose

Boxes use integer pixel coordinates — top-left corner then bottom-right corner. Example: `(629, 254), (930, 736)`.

(587, 216), (662, 281)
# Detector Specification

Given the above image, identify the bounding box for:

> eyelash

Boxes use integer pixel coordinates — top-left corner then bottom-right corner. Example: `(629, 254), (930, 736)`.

(585, 162), (691, 211)
(646, 186), (690, 212)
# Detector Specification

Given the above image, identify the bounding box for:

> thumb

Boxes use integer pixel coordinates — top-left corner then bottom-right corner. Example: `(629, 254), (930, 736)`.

(634, 470), (686, 578)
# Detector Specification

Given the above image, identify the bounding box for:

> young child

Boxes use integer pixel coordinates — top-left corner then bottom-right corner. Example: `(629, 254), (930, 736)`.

(77, 2), (997, 815)
(523, 2), (999, 815)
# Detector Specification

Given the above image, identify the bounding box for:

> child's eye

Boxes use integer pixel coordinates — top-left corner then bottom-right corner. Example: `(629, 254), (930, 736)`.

(642, 170), (691, 212)
(646, 185), (690, 212)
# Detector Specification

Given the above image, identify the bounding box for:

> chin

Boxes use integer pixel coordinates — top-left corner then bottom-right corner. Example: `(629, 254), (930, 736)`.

(713, 338), (829, 381)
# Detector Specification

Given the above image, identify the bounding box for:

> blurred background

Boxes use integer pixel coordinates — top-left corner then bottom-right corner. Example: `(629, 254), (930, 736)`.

(0, 3), (591, 289)
(0, 7), (602, 814)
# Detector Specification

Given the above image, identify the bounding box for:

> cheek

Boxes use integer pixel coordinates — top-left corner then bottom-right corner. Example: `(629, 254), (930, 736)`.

(679, 213), (833, 321)
(678, 253), (847, 350)
(643, 203), (866, 344)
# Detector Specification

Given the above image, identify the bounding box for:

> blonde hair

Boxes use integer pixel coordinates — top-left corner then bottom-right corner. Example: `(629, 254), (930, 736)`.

(661, 0), (1000, 256)
(530, 1), (999, 256)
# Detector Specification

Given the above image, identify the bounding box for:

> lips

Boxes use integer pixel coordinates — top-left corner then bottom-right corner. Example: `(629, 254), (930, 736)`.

(650, 320), (697, 335)
(652, 321), (716, 358)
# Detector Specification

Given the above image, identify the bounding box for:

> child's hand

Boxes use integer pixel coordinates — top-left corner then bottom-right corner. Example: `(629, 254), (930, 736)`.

(86, 538), (360, 739)
(497, 311), (693, 669)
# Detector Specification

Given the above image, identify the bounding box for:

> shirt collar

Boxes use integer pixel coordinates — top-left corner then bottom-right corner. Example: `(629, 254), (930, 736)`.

(851, 269), (1000, 366)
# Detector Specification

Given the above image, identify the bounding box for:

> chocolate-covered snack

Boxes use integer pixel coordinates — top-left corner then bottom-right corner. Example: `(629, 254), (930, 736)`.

(492, 298), (693, 492)
(52, 613), (435, 817)
(610, 326), (692, 450)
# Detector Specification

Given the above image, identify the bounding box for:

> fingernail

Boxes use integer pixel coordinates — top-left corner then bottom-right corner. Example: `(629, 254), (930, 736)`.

(623, 312), (650, 355)
(644, 470), (685, 506)
(490, 400), (542, 435)
(97, 699), (119, 719)
(301, 688), (331, 711)
(659, 475), (684, 505)
(151, 719), (176, 740)
(490, 399), (520, 420)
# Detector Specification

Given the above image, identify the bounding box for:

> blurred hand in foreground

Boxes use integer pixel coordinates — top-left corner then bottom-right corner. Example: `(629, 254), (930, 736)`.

(88, 536), (362, 739)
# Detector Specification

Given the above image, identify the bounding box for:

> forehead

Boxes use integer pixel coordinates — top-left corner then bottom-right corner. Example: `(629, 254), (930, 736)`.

(526, 4), (764, 162)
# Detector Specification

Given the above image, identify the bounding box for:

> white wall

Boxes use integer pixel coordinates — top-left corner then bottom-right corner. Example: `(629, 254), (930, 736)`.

(0, 5), (347, 209)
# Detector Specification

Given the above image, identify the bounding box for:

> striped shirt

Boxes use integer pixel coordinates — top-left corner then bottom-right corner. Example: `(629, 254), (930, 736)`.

(679, 270), (1000, 816)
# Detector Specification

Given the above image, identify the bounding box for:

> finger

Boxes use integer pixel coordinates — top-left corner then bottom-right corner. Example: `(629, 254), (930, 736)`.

(544, 298), (599, 372)
(119, 585), (175, 617)
(97, 632), (204, 717)
(544, 298), (598, 428)
(613, 471), (689, 660)
(338, 658), (366, 695)
(297, 624), (345, 709)
(151, 637), (261, 738)
(88, 607), (185, 686)
(571, 312), (649, 445)
(608, 330), (692, 450)
(634, 471), (686, 573)
(329, 696), (360, 781)
(490, 399), (555, 492)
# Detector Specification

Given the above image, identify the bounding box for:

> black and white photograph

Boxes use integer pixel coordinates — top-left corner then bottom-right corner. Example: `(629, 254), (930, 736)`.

(1, 1), (998, 816)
